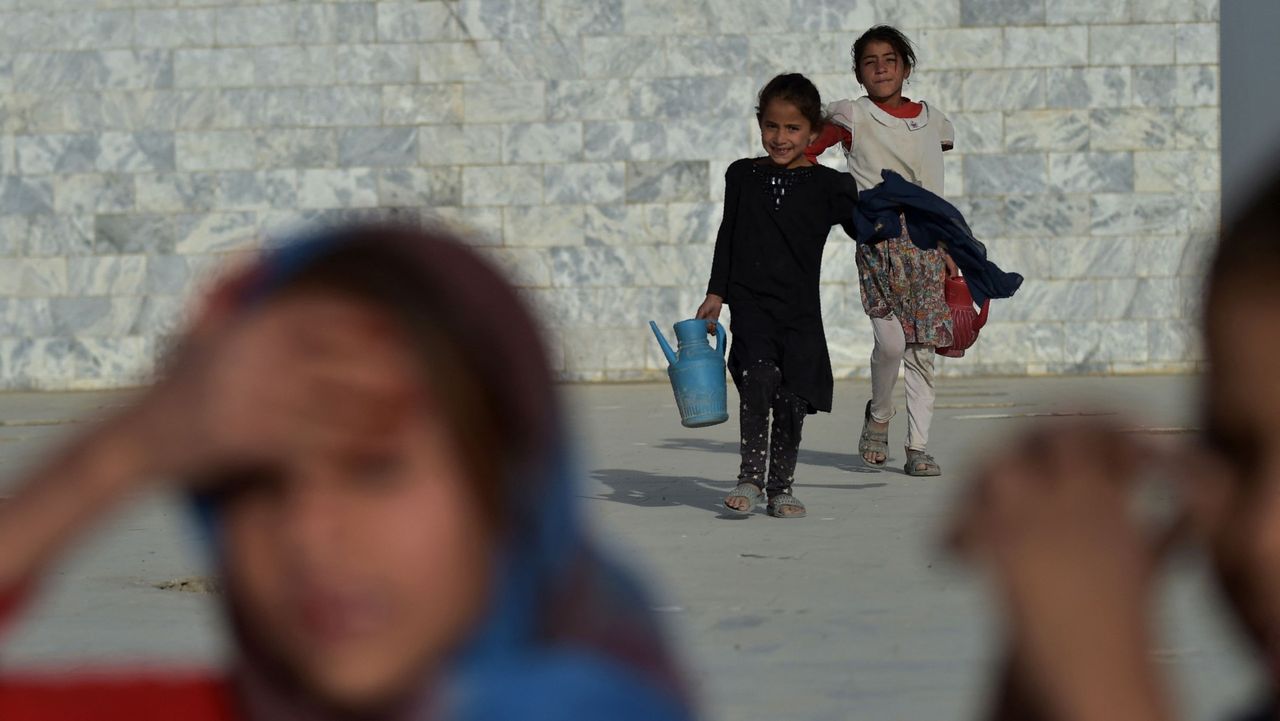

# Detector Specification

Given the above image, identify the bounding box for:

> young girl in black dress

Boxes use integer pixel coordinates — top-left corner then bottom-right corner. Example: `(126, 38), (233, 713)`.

(695, 74), (858, 519)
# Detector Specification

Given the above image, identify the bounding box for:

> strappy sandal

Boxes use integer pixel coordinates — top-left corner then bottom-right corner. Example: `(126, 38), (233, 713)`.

(724, 482), (764, 514)
(905, 449), (942, 477)
(767, 492), (807, 519)
(859, 400), (889, 467)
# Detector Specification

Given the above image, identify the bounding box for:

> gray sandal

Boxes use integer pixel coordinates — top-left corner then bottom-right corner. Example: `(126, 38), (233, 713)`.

(724, 482), (764, 514)
(905, 449), (941, 477)
(767, 492), (807, 519)
(859, 400), (889, 467)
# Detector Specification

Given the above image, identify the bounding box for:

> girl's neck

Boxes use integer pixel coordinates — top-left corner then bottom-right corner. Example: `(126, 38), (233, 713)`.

(870, 91), (907, 108)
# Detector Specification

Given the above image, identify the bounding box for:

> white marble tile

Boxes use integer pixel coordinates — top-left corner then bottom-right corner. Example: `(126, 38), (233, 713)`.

(418, 124), (502, 166)
(585, 204), (670, 246)
(1177, 64), (1219, 107)
(1089, 109), (1176, 151)
(382, 84), (464, 125)
(503, 205), (586, 247)
(464, 82), (546, 123)
(1090, 25), (1176, 66)
(462, 165), (543, 206)
(0, 258), (66, 297)
(1090, 193), (1186, 236)
(134, 8), (214, 48)
(377, 167), (462, 208)
(1005, 110), (1089, 152)
(503, 122), (583, 165)
(1176, 23), (1219, 65)
(1046, 67), (1131, 109)
(298, 169), (379, 209)
(961, 69), (1044, 111)
(916, 28), (1005, 69)
(53, 173), (134, 214)
(1004, 26), (1088, 67)
(1133, 150), (1219, 193)
(545, 162), (626, 204)
(1048, 152), (1134, 193)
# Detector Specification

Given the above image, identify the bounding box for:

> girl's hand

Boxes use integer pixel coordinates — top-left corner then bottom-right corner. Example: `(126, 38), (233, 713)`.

(120, 270), (414, 483)
(695, 294), (723, 334)
(950, 423), (1174, 721)
(943, 252), (960, 279)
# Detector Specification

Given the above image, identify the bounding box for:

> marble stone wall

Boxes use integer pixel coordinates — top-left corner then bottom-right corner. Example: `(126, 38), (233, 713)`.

(0, 0), (1219, 388)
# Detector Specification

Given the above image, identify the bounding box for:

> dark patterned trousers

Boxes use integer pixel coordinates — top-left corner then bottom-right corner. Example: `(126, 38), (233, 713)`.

(736, 360), (808, 497)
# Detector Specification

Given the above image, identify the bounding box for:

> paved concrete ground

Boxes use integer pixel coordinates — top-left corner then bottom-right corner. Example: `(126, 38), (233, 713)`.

(0, 377), (1261, 720)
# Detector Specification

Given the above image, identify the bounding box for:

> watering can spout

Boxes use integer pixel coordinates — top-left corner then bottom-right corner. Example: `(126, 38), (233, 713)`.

(649, 321), (678, 366)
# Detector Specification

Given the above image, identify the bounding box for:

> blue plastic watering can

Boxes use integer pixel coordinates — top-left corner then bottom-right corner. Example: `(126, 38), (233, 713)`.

(649, 319), (729, 428)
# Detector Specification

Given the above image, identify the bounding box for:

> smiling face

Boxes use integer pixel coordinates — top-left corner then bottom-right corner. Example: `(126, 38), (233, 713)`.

(218, 293), (498, 713)
(758, 99), (819, 168)
(856, 39), (911, 102)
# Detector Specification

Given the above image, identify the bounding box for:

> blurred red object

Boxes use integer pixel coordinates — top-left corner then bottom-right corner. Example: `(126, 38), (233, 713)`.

(936, 276), (989, 358)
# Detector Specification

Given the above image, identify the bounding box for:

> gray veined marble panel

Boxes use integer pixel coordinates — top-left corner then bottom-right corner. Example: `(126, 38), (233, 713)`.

(0, 298), (53, 336)
(134, 172), (216, 214)
(215, 170), (298, 211)
(963, 154), (1047, 196)
(381, 84), (464, 125)
(1046, 67), (1132, 110)
(97, 132), (175, 173)
(1176, 23), (1219, 65)
(1090, 193), (1187, 236)
(338, 127), (418, 168)
(1133, 66), (1178, 108)
(548, 80), (630, 122)
(333, 45), (419, 86)
(919, 28), (1004, 70)
(492, 35), (584, 81)
(1175, 107), (1219, 150)
(1004, 110), (1089, 152)
(626, 161), (709, 203)
(174, 48), (254, 89)
(453, 0), (542, 40)
(133, 9), (215, 49)
(298, 169), (379, 209)
(667, 35), (750, 76)
(14, 50), (172, 92)
(16, 133), (100, 173)
(1046, 0), (1129, 24)
(502, 205), (586, 247)
(0, 176), (53, 215)
(1003, 26), (1089, 68)
(254, 129), (337, 170)
(1131, 0), (1218, 23)
(376, 2), (466, 43)
(584, 204), (670, 246)
(786, 0), (877, 33)
(300, 3), (379, 45)
(67, 256), (147, 296)
(214, 4), (299, 46)
(503, 122), (584, 165)
(1047, 152), (1134, 194)
(1089, 109), (1176, 151)
(462, 165), (543, 207)
(53, 174), (135, 215)
(377, 167), (463, 208)
(463, 82), (546, 123)
(581, 36), (667, 79)
(623, 0), (714, 34)
(1134, 150), (1219, 193)
(95, 213), (176, 254)
(545, 162), (626, 205)
(176, 131), (256, 171)
(1177, 65), (1219, 107)
(629, 76), (752, 119)
(961, 0), (1044, 25)
(665, 202), (720, 245)
(962, 69), (1045, 111)
(0, 258), (66, 297)
(1090, 25), (1177, 66)
(544, 0), (623, 35)
(418, 125), (501, 167)
(868, 0), (962, 28)
(175, 212), (260, 254)
(583, 121), (668, 162)
(1004, 193), (1091, 237)
(253, 46), (337, 88)
(16, 214), (94, 257)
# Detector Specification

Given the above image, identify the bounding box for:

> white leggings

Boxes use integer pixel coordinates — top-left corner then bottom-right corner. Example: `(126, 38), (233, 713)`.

(869, 315), (936, 451)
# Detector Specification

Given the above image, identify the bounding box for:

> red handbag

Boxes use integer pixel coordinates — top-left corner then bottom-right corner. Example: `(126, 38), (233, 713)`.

(936, 276), (989, 358)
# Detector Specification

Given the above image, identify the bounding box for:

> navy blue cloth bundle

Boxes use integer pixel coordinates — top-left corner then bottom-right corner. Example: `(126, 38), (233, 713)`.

(853, 170), (1024, 306)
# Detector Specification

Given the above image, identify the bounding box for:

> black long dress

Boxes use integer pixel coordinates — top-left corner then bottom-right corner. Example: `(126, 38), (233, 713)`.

(707, 157), (859, 414)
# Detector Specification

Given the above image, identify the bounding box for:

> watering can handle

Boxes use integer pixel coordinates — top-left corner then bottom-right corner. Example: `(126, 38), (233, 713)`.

(712, 321), (727, 358)
(975, 299), (991, 331)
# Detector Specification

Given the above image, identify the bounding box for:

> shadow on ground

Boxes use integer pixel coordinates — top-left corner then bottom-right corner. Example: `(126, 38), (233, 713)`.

(655, 437), (894, 474)
(589, 467), (888, 518)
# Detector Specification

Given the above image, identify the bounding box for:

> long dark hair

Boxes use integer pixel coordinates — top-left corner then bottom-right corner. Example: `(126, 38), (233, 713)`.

(851, 25), (917, 85)
(755, 73), (824, 130)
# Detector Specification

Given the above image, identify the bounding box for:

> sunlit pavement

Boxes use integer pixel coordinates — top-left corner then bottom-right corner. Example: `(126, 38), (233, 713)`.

(0, 377), (1258, 720)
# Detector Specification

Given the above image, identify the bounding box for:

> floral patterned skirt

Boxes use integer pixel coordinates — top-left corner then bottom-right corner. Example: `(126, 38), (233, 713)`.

(856, 217), (953, 348)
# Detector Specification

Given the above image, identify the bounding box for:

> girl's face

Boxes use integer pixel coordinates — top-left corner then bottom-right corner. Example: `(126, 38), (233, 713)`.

(857, 39), (910, 101)
(219, 295), (496, 712)
(1195, 280), (1280, 676)
(758, 99), (819, 168)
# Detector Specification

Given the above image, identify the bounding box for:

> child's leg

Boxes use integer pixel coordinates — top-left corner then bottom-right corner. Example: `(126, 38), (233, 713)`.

(903, 344), (937, 452)
(870, 315), (907, 423)
(736, 360), (781, 487)
(765, 387), (808, 498)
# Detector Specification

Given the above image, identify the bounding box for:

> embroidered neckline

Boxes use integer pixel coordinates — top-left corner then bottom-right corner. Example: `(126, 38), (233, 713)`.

(751, 163), (815, 211)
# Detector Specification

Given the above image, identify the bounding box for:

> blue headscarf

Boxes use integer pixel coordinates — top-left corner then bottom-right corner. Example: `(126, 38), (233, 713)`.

(196, 225), (695, 721)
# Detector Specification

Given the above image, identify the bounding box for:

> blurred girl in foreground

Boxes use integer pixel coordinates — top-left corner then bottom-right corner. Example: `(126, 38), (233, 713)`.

(0, 225), (695, 721)
(954, 170), (1280, 721)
